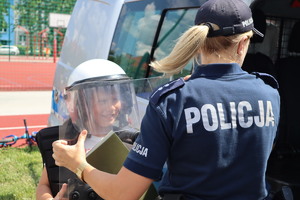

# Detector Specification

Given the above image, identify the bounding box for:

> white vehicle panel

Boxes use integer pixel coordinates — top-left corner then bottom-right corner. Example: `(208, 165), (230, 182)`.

(49, 0), (125, 126)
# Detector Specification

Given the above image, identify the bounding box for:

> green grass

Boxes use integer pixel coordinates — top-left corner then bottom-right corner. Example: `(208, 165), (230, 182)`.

(0, 146), (43, 200)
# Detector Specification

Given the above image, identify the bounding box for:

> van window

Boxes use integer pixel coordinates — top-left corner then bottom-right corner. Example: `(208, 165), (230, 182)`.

(153, 9), (198, 80)
(247, 16), (300, 64)
(108, 2), (198, 79)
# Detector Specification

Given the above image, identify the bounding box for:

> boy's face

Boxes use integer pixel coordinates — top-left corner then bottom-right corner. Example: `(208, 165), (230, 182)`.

(92, 87), (121, 129)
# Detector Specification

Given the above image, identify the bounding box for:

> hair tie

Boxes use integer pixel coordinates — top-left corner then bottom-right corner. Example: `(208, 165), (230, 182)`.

(202, 22), (213, 31)
(201, 22), (214, 37)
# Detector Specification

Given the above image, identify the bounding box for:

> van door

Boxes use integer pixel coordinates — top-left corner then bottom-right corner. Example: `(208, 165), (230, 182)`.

(244, 0), (300, 198)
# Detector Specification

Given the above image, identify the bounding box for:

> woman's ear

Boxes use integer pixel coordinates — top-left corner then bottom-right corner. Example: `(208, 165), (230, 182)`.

(237, 35), (250, 56)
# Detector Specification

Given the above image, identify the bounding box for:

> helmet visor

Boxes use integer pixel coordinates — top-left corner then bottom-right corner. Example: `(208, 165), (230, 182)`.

(60, 78), (140, 140)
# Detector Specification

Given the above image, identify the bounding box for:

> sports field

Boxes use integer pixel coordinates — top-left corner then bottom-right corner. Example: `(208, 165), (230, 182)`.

(0, 56), (56, 147)
(0, 56), (56, 91)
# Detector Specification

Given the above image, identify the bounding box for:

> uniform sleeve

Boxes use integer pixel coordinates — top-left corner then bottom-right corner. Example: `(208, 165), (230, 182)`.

(123, 103), (171, 180)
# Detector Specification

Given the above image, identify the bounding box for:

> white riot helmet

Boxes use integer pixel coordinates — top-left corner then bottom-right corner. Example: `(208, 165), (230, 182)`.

(63, 59), (140, 138)
(67, 59), (127, 87)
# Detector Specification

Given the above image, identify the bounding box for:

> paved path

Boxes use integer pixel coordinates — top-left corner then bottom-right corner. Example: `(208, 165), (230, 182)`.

(0, 91), (52, 116)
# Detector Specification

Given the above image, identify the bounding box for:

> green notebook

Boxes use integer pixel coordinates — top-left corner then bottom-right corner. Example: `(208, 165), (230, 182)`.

(86, 131), (158, 200)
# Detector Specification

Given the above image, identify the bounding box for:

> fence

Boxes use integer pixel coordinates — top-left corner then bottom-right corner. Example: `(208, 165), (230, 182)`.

(0, 0), (75, 91)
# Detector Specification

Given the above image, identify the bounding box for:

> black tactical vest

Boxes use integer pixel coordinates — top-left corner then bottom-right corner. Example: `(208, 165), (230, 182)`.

(36, 120), (102, 200)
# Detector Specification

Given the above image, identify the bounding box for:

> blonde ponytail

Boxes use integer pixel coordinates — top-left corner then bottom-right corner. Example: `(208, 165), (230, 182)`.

(150, 25), (209, 75)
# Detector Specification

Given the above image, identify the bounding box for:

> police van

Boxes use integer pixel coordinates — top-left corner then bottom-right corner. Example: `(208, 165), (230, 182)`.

(49, 0), (300, 198)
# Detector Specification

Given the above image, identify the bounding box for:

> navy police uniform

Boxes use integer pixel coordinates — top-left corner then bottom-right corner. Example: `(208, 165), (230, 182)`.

(124, 63), (280, 200)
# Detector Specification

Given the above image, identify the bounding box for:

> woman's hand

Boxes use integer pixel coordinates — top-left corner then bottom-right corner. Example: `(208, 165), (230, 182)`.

(52, 130), (88, 173)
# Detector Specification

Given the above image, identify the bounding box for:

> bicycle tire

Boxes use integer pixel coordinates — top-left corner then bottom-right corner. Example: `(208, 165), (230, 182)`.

(0, 138), (15, 143)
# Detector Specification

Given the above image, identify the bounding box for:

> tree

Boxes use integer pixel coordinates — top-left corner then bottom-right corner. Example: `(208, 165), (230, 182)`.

(0, 0), (9, 31)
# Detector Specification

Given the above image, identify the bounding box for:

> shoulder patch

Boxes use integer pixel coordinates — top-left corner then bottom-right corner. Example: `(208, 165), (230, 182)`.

(251, 72), (279, 89)
(150, 78), (185, 105)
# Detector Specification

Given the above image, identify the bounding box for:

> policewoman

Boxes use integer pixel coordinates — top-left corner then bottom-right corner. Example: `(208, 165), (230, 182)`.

(53, 0), (280, 199)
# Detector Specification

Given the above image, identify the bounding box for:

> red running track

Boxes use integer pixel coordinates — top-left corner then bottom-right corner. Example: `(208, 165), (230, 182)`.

(0, 114), (49, 147)
(0, 61), (56, 91)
